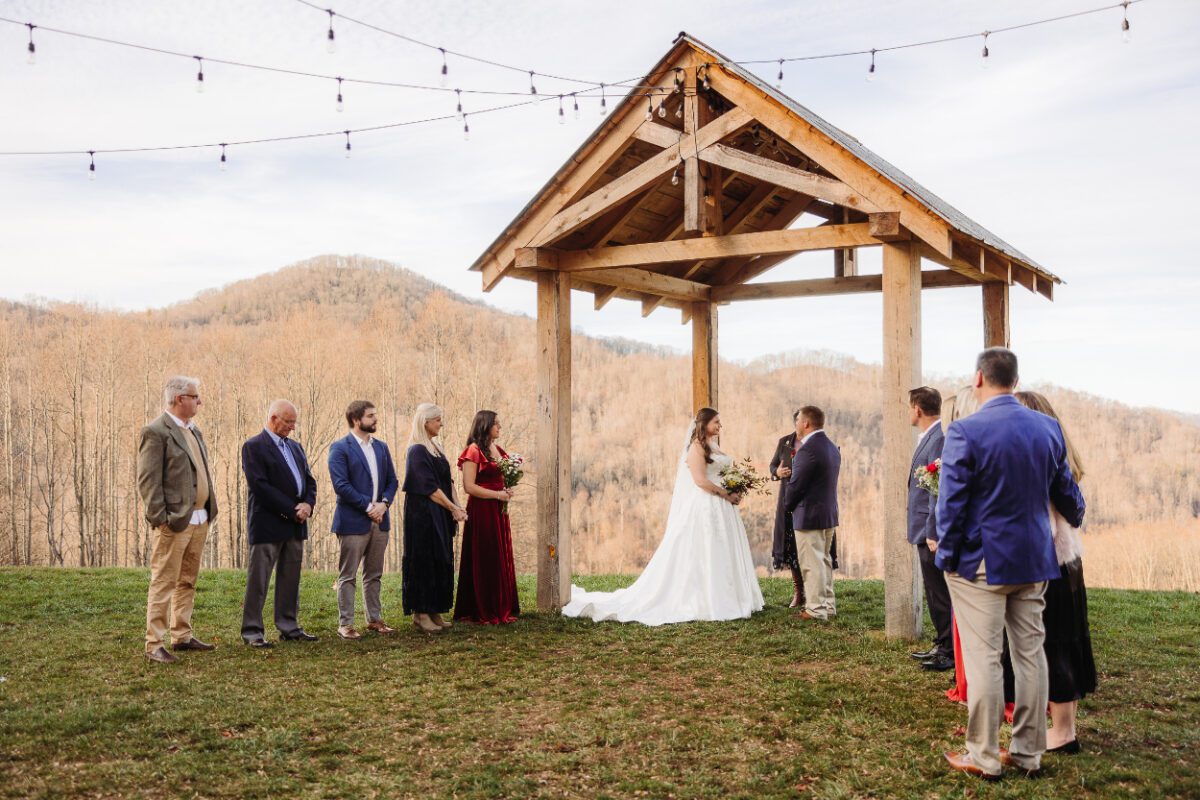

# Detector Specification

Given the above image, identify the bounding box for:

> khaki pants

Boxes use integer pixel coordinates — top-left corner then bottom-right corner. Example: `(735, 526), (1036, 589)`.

(796, 528), (836, 619)
(336, 524), (389, 627)
(947, 565), (1048, 775)
(145, 522), (208, 652)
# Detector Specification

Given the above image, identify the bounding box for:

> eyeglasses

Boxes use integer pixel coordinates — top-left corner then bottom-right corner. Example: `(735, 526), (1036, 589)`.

(179, 394), (200, 400)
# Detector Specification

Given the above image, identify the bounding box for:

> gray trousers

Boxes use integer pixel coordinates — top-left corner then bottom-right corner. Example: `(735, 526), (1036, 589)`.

(947, 564), (1048, 775)
(241, 538), (305, 641)
(336, 524), (389, 627)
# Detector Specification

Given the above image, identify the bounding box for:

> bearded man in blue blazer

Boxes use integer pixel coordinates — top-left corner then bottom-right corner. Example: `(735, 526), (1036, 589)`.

(935, 348), (1085, 780)
(328, 400), (399, 640)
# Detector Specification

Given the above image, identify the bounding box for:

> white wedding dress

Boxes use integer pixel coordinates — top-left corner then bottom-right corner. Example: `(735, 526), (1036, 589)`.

(563, 440), (764, 626)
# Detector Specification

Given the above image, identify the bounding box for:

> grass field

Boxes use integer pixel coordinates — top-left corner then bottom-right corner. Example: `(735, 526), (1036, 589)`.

(0, 568), (1196, 799)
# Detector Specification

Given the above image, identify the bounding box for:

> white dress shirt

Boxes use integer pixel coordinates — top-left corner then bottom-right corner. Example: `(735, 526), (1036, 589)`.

(166, 410), (208, 525)
(353, 431), (380, 508)
(799, 428), (824, 447)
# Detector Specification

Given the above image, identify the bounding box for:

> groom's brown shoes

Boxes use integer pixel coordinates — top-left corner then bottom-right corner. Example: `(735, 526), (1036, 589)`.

(944, 751), (1001, 781)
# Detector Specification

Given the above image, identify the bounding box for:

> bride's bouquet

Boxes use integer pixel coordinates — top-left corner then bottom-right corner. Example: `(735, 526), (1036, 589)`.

(718, 457), (768, 497)
(914, 458), (941, 496)
(497, 453), (525, 515)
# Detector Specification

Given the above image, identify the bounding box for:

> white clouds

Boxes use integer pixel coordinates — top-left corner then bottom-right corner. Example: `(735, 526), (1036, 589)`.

(2, 0), (1199, 411)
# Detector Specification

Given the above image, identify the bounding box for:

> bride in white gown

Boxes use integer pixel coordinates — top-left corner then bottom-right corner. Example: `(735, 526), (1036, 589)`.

(563, 408), (764, 625)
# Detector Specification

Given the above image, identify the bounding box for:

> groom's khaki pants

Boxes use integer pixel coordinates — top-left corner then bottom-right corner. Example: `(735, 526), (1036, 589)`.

(796, 528), (836, 619)
(947, 563), (1048, 776)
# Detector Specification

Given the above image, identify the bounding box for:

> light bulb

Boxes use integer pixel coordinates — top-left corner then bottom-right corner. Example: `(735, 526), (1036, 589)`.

(573, 97), (580, 120)
(657, 103), (667, 118)
(27, 44), (36, 65)
(337, 96), (344, 112)
(344, 147), (351, 159)
(463, 117), (470, 141)
(219, 156), (227, 172)
(1122, 19), (1131, 44)
(600, 98), (607, 116)
(440, 72), (448, 89)
(559, 107), (565, 125)
(702, 75), (710, 91)
(88, 154), (95, 181)
(674, 105), (682, 119)
(866, 64), (875, 83)
(670, 168), (679, 186)
(981, 48), (990, 70)
(196, 78), (205, 93)
(327, 37), (336, 54)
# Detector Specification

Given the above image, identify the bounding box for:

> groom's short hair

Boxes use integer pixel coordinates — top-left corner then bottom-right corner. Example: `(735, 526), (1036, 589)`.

(908, 387), (942, 416)
(799, 406), (825, 429)
(976, 347), (1019, 389)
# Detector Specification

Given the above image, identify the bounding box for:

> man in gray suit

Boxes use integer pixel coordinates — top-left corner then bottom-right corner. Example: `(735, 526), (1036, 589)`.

(136, 376), (219, 664)
(906, 387), (952, 671)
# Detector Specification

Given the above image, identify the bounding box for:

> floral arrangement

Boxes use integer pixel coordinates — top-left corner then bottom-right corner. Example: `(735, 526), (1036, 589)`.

(497, 453), (525, 514)
(915, 458), (941, 496)
(718, 457), (769, 496)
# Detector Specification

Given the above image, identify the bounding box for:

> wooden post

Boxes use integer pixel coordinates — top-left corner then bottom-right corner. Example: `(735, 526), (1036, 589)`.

(536, 270), (572, 611)
(834, 207), (858, 277)
(691, 301), (718, 412)
(881, 242), (923, 641)
(982, 282), (1010, 348)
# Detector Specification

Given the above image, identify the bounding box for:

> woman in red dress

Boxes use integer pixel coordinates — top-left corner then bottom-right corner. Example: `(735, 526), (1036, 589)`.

(453, 410), (519, 624)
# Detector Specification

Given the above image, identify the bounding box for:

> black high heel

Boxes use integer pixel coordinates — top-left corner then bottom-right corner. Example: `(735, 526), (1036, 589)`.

(1047, 739), (1081, 754)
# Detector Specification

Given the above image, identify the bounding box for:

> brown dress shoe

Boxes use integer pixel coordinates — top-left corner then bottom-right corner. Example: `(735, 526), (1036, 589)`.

(172, 637), (215, 651)
(366, 620), (396, 635)
(144, 646), (178, 664)
(337, 625), (361, 640)
(1000, 749), (1042, 776)
(944, 751), (1001, 781)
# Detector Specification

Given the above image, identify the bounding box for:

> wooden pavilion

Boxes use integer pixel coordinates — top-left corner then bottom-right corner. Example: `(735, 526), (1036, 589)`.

(469, 33), (1061, 638)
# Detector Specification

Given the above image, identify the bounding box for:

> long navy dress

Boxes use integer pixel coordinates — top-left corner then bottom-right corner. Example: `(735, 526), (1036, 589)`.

(402, 444), (456, 616)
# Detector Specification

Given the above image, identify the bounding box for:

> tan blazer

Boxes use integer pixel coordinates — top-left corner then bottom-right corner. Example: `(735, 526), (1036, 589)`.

(136, 412), (219, 532)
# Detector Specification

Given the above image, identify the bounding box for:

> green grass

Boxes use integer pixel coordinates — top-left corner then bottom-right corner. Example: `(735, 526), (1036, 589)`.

(0, 569), (1196, 799)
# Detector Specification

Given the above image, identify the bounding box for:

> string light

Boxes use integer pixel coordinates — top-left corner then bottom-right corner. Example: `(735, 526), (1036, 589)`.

(558, 95), (565, 124)
(440, 47), (448, 87)
(644, 97), (653, 121)
(1121, 1), (1132, 43)
(463, 113), (470, 141)
(866, 49), (876, 82)
(343, 130), (351, 158)
(674, 104), (683, 119)
(600, 83), (607, 116)
(25, 23), (35, 65)
(670, 165), (680, 186)
(528, 71), (537, 95)
(336, 76), (344, 111)
(219, 143), (227, 171)
(87, 151), (95, 181)
(981, 32), (990, 69)
(657, 98), (667, 118)
(776, 59), (784, 89)
(325, 9), (336, 53)
(572, 93), (580, 119)
(700, 65), (711, 91)
(673, 68), (683, 93)
(455, 88), (463, 121)
(194, 55), (205, 93)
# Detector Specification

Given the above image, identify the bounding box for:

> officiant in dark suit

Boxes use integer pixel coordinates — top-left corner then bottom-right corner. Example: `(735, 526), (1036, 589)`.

(785, 406), (841, 621)
(240, 399), (319, 647)
(906, 387), (952, 671)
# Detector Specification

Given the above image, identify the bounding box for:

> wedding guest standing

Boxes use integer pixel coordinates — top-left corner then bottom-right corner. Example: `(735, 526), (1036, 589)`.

(940, 385), (979, 706)
(453, 410), (519, 624)
(403, 403), (467, 634)
(328, 400), (399, 640)
(240, 400), (319, 648)
(136, 376), (219, 664)
(769, 415), (802, 608)
(936, 348), (1085, 780)
(906, 387), (953, 672)
(1004, 391), (1096, 754)
(785, 406), (841, 622)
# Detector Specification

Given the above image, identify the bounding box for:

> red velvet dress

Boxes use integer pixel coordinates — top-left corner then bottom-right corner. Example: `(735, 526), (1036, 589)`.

(453, 444), (520, 624)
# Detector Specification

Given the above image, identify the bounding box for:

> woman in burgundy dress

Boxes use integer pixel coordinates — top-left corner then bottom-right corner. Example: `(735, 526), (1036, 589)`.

(453, 410), (519, 624)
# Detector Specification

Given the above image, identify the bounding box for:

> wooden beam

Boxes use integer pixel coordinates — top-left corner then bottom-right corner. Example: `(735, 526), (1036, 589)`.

(711, 269), (980, 302)
(678, 183), (779, 281)
(536, 271), (572, 611)
(868, 211), (907, 242)
(545, 223), (883, 273)
(691, 301), (718, 411)
(982, 282), (1010, 348)
(632, 120), (680, 149)
(882, 241), (923, 642)
(683, 65), (702, 232)
(578, 267), (711, 302)
(712, 193), (817, 284)
(699, 143), (880, 212)
(593, 285), (619, 310)
(698, 89), (723, 237)
(531, 107), (753, 248)
(641, 297), (666, 317)
(835, 206), (860, 277)
(705, 66), (953, 258)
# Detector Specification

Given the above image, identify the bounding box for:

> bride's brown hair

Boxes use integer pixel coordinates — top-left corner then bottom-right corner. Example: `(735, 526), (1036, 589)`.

(690, 407), (719, 464)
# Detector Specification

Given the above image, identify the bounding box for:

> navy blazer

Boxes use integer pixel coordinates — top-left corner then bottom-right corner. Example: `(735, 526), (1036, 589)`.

(935, 394), (1086, 584)
(242, 430), (318, 545)
(785, 430), (841, 531)
(907, 424), (945, 545)
(328, 433), (399, 535)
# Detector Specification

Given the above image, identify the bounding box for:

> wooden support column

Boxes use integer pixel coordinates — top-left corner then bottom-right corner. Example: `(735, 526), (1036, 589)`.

(881, 242), (923, 641)
(536, 271), (572, 611)
(834, 207), (858, 277)
(691, 301), (718, 412)
(983, 282), (1010, 348)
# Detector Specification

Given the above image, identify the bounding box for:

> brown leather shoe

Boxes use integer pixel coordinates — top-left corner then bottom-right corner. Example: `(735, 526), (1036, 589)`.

(144, 646), (178, 664)
(366, 620), (396, 635)
(337, 625), (361, 640)
(172, 637), (216, 651)
(797, 610), (825, 621)
(999, 749), (1042, 776)
(944, 751), (1001, 780)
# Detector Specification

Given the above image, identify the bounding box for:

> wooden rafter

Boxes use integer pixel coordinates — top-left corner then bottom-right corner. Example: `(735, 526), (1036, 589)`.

(699, 143), (880, 212)
(711, 269), (981, 302)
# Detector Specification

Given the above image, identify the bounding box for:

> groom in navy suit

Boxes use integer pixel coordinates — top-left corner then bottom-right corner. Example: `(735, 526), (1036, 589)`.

(936, 348), (1085, 779)
(240, 399), (319, 647)
(785, 405), (841, 621)
(328, 400), (399, 640)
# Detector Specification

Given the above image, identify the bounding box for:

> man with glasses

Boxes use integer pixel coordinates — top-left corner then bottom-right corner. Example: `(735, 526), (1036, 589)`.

(136, 375), (219, 664)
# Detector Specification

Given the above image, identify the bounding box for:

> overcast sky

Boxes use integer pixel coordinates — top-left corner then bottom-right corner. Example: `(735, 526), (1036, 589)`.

(2, 0), (1198, 413)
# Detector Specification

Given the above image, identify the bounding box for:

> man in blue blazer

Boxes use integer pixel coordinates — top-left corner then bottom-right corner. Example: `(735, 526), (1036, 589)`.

(906, 387), (952, 671)
(240, 400), (318, 647)
(936, 348), (1085, 779)
(328, 400), (399, 640)
(785, 405), (841, 621)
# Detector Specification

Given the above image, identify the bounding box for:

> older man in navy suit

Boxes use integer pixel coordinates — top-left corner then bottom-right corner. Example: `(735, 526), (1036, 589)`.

(785, 405), (841, 622)
(328, 400), (399, 640)
(907, 387), (952, 671)
(240, 399), (318, 647)
(936, 348), (1085, 779)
